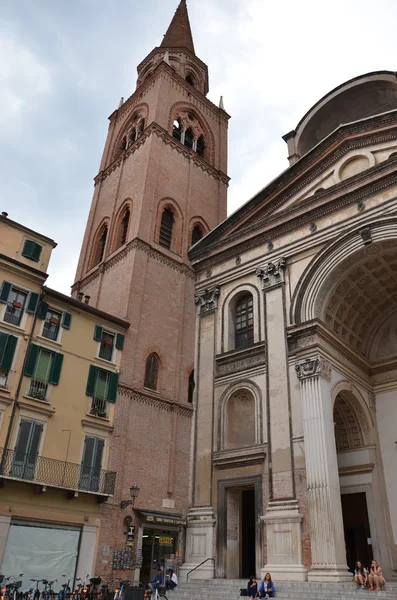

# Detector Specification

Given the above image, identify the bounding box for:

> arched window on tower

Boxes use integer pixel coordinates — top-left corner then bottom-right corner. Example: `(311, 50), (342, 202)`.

(184, 128), (194, 150)
(235, 294), (254, 349)
(92, 225), (108, 268)
(144, 354), (159, 390)
(115, 208), (130, 249)
(196, 135), (205, 159)
(173, 119), (182, 142)
(185, 74), (195, 87)
(159, 208), (174, 250)
(188, 370), (195, 403)
(191, 225), (203, 246)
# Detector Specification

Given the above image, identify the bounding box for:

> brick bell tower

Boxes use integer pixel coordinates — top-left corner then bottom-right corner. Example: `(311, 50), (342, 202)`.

(72, 0), (229, 580)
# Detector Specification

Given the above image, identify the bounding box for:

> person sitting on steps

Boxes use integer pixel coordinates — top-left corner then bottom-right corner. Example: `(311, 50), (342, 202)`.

(353, 561), (368, 590)
(247, 576), (258, 599)
(165, 569), (178, 592)
(259, 573), (275, 598)
(368, 560), (386, 591)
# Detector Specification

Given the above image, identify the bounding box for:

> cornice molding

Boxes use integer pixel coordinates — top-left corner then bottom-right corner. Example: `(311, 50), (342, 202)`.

(191, 168), (397, 271)
(94, 122), (229, 187)
(190, 114), (397, 262)
(72, 237), (196, 293)
(118, 385), (193, 418)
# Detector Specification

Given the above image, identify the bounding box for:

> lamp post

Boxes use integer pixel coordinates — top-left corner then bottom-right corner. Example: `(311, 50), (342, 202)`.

(120, 483), (140, 510)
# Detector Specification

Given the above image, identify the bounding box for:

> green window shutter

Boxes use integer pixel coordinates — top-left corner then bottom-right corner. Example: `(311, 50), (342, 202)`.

(115, 333), (125, 351)
(48, 352), (64, 385)
(22, 240), (42, 262)
(37, 301), (49, 320)
(86, 365), (98, 396)
(0, 281), (12, 304)
(107, 372), (119, 403)
(24, 344), (39, 377)
(0, 332), (9, 367)
(62, 312), (72, 330)
(2, 335), (17, 371)
(26, 292), (40, 314)
(94, 325), (103, 342)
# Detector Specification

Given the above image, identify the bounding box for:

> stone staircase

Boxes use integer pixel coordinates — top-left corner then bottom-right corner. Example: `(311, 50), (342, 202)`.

(171, 579), (397, 600)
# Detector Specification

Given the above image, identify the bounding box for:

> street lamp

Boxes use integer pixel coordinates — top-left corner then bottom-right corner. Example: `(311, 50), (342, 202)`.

(120, 483), (140, 510)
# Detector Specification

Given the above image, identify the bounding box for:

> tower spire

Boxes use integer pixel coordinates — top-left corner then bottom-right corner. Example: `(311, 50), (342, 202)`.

(161, 0), (195, 55)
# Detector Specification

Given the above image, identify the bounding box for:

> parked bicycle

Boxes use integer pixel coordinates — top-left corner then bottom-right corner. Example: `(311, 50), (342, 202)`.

(58, 578), (71, 600)
(1, 576), (24, 600)
(113, 580), (130, 600)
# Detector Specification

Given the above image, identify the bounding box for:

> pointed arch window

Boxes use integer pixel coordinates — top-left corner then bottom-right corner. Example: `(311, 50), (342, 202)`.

(235, 294), (254, 349)
(188, 370), (195, 403)
(159, 208), (174, 250)
(92, 225), (108, 268)
(115, 208), (130, 250)
(196, 135), (205, 158)
(191, 225), (203, 246)
(184, 128), (194, 150)
(144, 354), (159, 391)
(173, 119), (182, 142)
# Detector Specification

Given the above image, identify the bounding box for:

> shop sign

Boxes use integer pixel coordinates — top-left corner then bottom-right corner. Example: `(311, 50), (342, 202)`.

(145, 515), (186, 526)
(159, 536), (173, 545)
(127, 525), (135, 546)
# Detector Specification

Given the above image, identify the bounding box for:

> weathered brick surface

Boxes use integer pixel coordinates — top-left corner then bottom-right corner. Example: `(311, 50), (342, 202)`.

(73, 36), (228, 578)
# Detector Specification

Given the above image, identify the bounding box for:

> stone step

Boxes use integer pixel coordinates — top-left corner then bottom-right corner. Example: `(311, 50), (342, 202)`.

(170, 580), (397, 600)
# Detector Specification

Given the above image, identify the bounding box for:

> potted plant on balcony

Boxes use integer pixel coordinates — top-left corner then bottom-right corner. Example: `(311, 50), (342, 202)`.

(12, 301), (22, 308)
(104, 338), (113, 346)
(31, 390), (46, 401)
(49, 316), (59, 325)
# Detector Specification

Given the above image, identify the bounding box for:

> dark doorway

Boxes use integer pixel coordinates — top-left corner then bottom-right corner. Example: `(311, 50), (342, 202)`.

(341, 492), (373, 572)
(241, 489), (256, 578)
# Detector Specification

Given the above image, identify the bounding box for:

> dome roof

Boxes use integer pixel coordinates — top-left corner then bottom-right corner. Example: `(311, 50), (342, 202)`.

(293, 71), (397, 158)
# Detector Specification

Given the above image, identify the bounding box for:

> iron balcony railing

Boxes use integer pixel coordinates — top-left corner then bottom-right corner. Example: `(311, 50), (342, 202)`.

(28, 379), (49, 401)
(90, 396), (108, 418)
(0, 447), (116, 496)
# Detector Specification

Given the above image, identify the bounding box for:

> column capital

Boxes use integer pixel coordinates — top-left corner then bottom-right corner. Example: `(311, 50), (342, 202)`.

(256, 257), (286, 290)
(195, 285), (220, 315)
(295, 356), (332, 381)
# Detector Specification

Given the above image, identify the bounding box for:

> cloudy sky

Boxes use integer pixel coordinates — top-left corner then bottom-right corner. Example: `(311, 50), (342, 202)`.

(1, 0), (396, 293)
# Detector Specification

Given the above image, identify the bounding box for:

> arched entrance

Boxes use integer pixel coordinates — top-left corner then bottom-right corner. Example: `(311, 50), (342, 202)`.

(333, 389), (374, 572)
(292, 219), (397, 579)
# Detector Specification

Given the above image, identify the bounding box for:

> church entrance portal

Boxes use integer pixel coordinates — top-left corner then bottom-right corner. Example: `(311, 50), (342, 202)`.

(341, 492), (373, 572)
(218, 477), (261, 579)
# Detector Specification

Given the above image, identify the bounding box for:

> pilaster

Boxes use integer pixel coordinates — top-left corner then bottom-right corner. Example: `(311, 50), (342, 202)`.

(295, 356), (350, 582)
(180, 286), (219, 580)
(257, 259), (306, 580)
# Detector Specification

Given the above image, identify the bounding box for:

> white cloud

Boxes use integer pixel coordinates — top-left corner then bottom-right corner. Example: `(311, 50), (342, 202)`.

(2, 0), (397, 295)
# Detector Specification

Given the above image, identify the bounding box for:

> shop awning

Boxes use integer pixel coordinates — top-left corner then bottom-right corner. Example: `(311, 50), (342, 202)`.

(136, 509), (186, 526)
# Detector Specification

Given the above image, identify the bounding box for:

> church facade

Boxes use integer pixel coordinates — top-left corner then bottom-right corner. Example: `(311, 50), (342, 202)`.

(185, 71), (397, 582)
(72, 0), (228, 583)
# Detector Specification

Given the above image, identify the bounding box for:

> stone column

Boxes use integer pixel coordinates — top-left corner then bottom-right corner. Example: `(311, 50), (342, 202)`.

(295, 357), (350, 582)
(180, 286), (219, 581)
(257, 259), (306, 581)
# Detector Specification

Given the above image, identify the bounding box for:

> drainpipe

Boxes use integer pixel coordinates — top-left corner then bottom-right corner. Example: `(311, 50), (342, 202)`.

(0, 291), (44, 474)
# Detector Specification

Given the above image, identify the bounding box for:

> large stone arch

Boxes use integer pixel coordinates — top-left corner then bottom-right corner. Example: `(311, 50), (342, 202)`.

(291, 217), (397, 356)
(331, 381), (375, 450)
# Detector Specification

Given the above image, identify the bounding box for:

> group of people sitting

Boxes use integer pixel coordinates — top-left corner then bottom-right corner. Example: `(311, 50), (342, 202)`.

(150, 568), (178, 593)
(354, 560), (386, 591)
(247, 574), (275, 598)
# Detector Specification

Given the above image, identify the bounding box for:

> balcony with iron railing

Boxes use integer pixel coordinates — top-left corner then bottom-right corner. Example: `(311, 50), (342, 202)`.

(0, 448), (116, 497)
(28, 379), (49, 402)
(89, 396), (108, 419)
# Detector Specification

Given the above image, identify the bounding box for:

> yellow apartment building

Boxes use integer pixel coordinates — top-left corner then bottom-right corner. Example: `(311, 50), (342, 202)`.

(0, 213), (129, 586)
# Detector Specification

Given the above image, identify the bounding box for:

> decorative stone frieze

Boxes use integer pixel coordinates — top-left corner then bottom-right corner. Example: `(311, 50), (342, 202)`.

(195, 285), (220, 315)
(215, 343), (266, 377)
(295, 356), (332, 381)
(256, 257), (286, 290)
